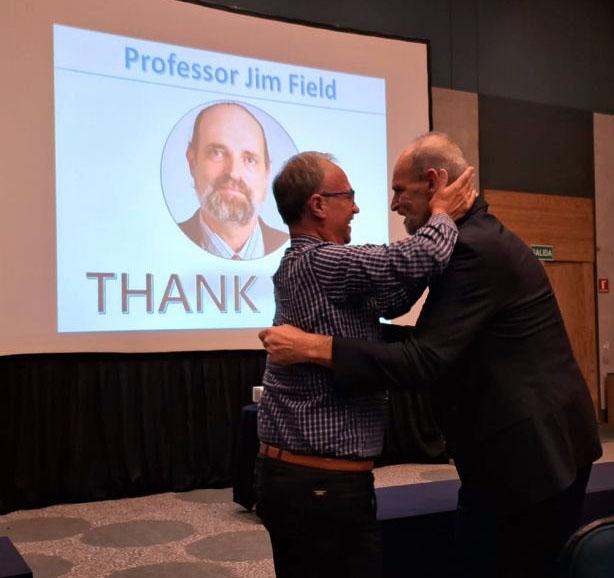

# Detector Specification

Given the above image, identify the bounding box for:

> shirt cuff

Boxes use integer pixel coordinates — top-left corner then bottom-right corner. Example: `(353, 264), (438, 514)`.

(427, 212), (457, 231)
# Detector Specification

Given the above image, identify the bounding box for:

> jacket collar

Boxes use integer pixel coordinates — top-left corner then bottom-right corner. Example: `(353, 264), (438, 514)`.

(455, 196), (488, 227)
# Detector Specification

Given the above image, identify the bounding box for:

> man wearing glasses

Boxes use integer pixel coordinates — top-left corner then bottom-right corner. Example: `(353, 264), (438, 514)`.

(255, 151), (475, 578)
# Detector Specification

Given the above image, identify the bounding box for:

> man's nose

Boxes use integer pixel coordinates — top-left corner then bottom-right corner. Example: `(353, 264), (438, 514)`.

(390, 195), (399, 212)
(353, 202), (360, 214)
(225, 154), (241, 180)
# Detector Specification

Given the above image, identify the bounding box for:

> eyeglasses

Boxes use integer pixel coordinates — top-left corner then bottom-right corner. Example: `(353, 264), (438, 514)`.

(320, 189), (355, 201)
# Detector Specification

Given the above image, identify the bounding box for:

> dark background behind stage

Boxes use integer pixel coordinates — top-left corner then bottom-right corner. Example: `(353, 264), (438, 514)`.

(2, 0), (614, 513)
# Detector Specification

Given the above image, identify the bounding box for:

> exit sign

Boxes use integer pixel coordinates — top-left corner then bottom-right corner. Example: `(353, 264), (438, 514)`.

(531, 245), (554, 261)
(599, 279), (609, 293)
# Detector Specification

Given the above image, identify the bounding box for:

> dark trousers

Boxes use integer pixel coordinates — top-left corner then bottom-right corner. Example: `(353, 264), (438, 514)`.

(453, 465), (592, 578)
(255, 456), (382, 578)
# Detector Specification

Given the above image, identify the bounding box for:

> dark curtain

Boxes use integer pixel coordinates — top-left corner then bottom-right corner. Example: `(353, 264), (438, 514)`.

(0, 351), (443, 514)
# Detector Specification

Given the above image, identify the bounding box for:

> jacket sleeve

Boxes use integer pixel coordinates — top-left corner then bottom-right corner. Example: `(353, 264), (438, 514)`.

(332, 240), (504, 391)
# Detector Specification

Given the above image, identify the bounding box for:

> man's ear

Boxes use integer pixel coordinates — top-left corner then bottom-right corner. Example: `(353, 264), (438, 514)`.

(424, 168), (449, 197)
(308, 194), (327, 220)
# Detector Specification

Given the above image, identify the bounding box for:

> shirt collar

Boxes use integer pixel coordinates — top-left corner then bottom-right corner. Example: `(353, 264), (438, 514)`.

(200, 216), (265, 259)
(289, 234), (328, 248)
(455, 196), (488, 227)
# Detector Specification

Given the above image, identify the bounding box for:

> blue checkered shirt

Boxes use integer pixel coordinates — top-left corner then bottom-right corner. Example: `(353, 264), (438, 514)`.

(258, 214), (457, 459)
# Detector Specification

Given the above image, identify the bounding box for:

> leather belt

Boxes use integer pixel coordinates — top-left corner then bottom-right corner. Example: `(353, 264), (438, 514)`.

(259, 442), (374, 472)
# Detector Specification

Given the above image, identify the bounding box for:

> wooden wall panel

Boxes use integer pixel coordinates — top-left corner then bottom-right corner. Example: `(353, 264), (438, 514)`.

(484, 190), (594, 263)
(594, 112), (614, 413)
(483, 189), (598, 411)
(432, 87), (480, 192)
(544, 262), (599, 409)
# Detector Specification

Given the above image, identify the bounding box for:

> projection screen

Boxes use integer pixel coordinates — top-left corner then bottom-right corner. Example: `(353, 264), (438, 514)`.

(0, 0), (430, 354)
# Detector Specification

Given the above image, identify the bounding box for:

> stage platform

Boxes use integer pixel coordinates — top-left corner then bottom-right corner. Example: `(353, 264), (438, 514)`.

(376, 461), (614, 578)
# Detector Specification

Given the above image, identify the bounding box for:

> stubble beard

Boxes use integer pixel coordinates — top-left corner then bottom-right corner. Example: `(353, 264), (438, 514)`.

(403, 212), (430, 236)
(198, 175), (256, 226)
(404, 219), (418, 236)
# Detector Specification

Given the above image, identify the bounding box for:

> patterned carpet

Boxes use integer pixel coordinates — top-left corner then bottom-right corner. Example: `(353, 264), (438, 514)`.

(0, 488), (271, 578)
(1, 433), (613, 578)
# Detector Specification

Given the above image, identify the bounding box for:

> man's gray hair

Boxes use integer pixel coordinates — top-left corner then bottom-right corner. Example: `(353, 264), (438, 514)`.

(404, 132), (468, 183)
(273, 151), (335, 225)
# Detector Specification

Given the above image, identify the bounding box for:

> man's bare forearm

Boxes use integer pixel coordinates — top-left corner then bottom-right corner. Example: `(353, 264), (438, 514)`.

(259, 325), (333, 367)
(306, 334), (333, 367)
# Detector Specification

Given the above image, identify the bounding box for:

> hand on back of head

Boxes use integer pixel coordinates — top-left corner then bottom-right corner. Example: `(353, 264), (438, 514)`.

(429, 166), (477, 220)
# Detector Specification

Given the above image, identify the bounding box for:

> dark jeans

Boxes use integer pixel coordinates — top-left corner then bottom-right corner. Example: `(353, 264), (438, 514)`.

(453, 465), (592, 578)
(255, 456), (382, 578)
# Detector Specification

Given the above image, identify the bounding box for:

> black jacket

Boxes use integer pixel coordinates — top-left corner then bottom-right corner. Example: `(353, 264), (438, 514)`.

(333, 198), (601, 511)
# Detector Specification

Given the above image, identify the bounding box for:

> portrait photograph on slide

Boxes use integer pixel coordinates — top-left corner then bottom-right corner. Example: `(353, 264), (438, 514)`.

(161, 100), (296, 260)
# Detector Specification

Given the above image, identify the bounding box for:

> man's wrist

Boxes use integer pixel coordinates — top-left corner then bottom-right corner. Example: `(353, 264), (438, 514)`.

(308, 334), (333, 367)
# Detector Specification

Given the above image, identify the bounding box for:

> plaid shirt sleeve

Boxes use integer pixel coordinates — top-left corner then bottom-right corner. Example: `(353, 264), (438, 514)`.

(310, 213), (457, 311)
(373, 279), (428, 320)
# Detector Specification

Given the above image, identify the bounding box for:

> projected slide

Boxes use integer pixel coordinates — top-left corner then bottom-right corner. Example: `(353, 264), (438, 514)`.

(54, 24), (388, 333)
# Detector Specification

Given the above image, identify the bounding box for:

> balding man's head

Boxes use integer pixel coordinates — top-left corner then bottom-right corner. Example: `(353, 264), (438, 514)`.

(190, 103), (271, 168)
(391, 132), (468, 234)
(395, 132), (467, 185)
(273, 151), (334, 226)
(186, 102), (271, 227)
(273, 151), (358, 244)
